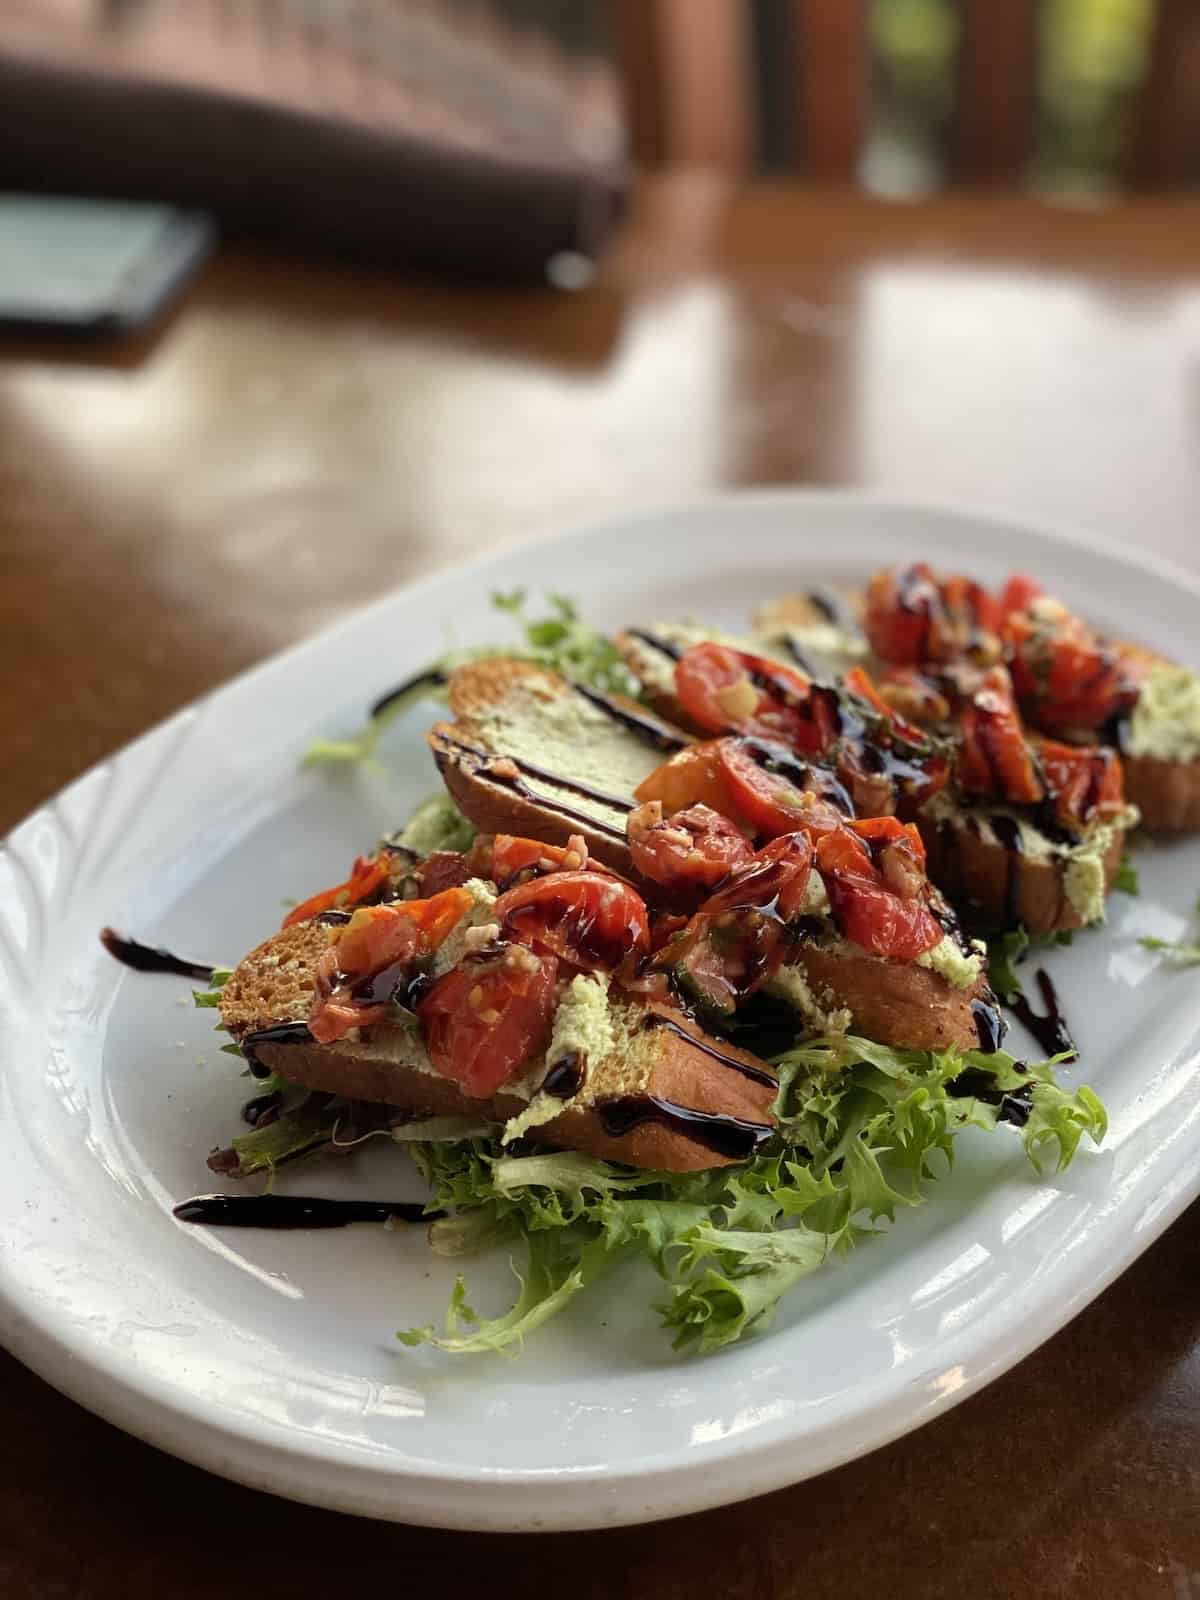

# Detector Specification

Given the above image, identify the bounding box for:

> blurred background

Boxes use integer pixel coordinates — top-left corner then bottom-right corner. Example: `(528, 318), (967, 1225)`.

(3, 0), (1200, 809)
(2, 0), (1197, 284)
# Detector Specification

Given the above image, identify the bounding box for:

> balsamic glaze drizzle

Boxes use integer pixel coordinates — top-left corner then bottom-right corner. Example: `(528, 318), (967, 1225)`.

(806, 587), (853, 628)
(643, 1013), (779, 1088)
(626, 629), (684, 661)
(434, 736), (630, 842)
(970, 997), (1006, 1055)
(1006, 968), (1076, 1061)
(173, 1194), (439, 1230)
(542, 1053), (586, 1099)
(571, 684), (687, 753)
(947, 1068), (1034, 1128)
(241, 1021), (314, 1078)
(370, 668), (449, 720)
(596, 1096), (774, 1161)
(99, 928), (215, 984)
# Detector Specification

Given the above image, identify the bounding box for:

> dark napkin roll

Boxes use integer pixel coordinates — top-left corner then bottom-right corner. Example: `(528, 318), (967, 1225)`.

(0, 52), (628, 282)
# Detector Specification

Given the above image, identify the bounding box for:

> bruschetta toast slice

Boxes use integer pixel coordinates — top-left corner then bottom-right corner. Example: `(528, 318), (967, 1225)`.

(218, 912), (778, 1174)
(425, 659), (996, 1052)
(428, 658), (688, 876)
(865, 563), (1200, 835)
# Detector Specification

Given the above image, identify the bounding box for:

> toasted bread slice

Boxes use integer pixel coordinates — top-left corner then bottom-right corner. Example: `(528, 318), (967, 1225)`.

(428, 659), (687, 876)
(219, 918), (777, 1173)
(1122, 755), (1200, 832)
(919, 806), (1127, 936)
(785, 942), (992, 1053)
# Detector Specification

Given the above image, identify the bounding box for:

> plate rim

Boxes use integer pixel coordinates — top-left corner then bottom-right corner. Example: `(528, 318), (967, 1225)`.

(3, 485), (1199, 1531)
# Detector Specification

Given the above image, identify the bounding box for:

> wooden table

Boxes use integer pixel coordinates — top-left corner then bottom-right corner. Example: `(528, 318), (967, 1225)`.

(2, 180), (1199, 1598)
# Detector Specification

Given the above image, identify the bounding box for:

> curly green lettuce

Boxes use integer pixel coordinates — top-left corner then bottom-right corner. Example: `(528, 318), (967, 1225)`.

(397, 1037), (1105, 1358)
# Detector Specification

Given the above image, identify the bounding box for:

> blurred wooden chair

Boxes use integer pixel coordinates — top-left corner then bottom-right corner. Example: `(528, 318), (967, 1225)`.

(610, 0), (1196, 190)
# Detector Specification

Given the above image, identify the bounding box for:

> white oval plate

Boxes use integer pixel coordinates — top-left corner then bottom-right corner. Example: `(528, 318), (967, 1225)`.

(2, 492), (1199, 1532)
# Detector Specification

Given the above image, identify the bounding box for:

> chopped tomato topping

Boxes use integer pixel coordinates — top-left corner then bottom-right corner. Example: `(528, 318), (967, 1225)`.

(997, 573), (1044, 619)
(843, 666), (927, 747)
(282, 852), (393, 929)
(876, 667), (952, 729)
(494, 872), (649, 973)
(307, 887), (473, 1044)
(665, 911), (790, 1016)
(699, 832), (816, 921)
(417, 946), (559, 1097)
(482, 832), (598, 890)
(634, 737), (851, 840)
(815, 825), (942, 960)
(627, 801), (753, 899)
(675, 642), (839, 755)
(865, 564), (1002, 666)
(718, 738), (852, 839)
(957, 666), (1044, 806)
(848, 815), (927, 868)
(634, 741), (740, 818)
(1033, 737), (1125, 829)
(655, 834), (816, 1016)
(413, 850), (473, 897)
(1003, 599), (1143, 734)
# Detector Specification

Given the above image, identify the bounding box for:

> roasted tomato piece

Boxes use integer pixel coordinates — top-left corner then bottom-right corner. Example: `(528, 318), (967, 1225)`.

(719, 738), (853, 839)
(865, 564), (1002, 666)
(1003, 598), (1143, 734)
(495, 872), (649, 972)
(997, 573), (1044, 619)
(956, 666), (1044, 806)
(875, 667), (952, 729)
(699, 832), (816, 921)
(417, 945), (559, 1097)
(815, 825), (942, 960)
(843, 665), (928, 747)
(627, 801), (752, 899)
(481, 832), (597, 890)
(662, 909), (791, 1016)
(1033, 737), (1125, 829)
(634, 740), (741, 818)
(414, 850), (473, 897)
(282, 851), (394, 929)
(307, 888), (473, 1044)
(675, 642), (839, 754)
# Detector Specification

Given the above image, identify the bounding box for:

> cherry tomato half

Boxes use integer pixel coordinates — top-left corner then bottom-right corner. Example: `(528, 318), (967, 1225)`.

(634, 741), (741, 818)
(865, 564), (1002, 666)
(1033, 737), (1125, 829)
(1004, 605), (1142, 734)
(417, 946), (559, 1098)
(699, 832), (816, 922)
(718, 738), (853, 840)
(307, 887), (474, 1044)
(815, 826), (942, 961)
(675, 642), (838, 755)
(627, 802), (753, 899)
(956, 666), (1044, 806)
(494, 872), (649, 973)
(997, 572), (1044, 620)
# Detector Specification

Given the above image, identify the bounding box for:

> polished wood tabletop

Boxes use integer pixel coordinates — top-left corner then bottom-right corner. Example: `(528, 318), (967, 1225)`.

(2, 179), (1199, 1598)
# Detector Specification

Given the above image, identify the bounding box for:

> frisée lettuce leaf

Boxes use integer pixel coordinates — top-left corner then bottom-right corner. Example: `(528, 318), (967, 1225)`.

(397, 1037), (1105, 1357)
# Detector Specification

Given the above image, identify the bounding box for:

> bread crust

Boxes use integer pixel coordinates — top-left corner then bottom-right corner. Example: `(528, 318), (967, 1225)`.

(919, 812), (1124, 936)
(793, 943), (987, 1052)
(220, 922), (776, 1173)
(1122, 754), (1200, 833)
(430, 724), (638, 876)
